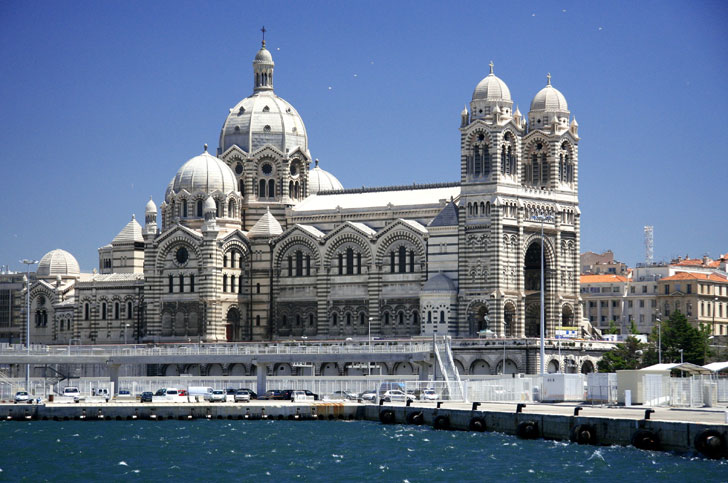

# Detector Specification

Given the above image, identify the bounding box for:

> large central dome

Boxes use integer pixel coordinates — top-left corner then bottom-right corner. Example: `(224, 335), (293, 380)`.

(218, 42), (309, 157)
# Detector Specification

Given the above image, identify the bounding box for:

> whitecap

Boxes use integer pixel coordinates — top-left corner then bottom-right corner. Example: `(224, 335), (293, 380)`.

(118, 461), (128, 466)
(528, 469), (535, 473)
(407, 448), (414, 452)
(132, 470), (140, 474)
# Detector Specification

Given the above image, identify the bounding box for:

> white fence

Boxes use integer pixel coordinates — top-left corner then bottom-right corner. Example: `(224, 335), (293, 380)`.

(465, 376), (542, 403)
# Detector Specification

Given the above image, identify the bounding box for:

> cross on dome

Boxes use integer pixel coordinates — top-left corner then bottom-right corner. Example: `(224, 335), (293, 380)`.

(489, 61), (494, 75)
(261, 26), (266, 47)
(547, 72), (551, 86)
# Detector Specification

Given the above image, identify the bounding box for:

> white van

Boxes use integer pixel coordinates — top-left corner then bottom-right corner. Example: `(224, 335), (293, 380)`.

(62, 386), (81, 402)
(187, 386), (214, 402)
(151, 388), (186, 403)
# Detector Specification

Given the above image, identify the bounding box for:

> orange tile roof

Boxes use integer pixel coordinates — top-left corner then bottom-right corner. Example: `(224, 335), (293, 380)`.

(580, 274), (629, 284)
(660, 272), (728, 283)
(673, 259), (705, 266)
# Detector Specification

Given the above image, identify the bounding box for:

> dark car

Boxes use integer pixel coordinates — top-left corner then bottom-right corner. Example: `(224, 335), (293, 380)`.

(259, 390), (284, 400)
(140, 391), (154, 403)
(301, 389), (318, 401)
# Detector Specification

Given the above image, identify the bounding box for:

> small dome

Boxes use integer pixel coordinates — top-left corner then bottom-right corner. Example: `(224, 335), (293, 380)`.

(422, 273), (456, 292)
(145, 197), (157, 213)
(112, 216), (143, 244)
(248, 207), (283, 238)
(472, 63), (511, 102)
(166, 150), (237, 201)
(308, 160), (343, 194)
(203, 195), (216, 213)
(254, 46), (273, 64)
(37, 249), (81, 278)
(530, 75), (568, 112)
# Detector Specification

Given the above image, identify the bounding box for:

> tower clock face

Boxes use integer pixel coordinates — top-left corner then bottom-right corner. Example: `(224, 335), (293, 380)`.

(175, 247), (189, 264)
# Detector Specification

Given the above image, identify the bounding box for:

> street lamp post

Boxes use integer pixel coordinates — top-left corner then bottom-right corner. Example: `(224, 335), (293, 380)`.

(656, 313), (662, 365)
(20, 259), (39, 391)
(368, 317), (373, 376)
(531, 214), (554, 375)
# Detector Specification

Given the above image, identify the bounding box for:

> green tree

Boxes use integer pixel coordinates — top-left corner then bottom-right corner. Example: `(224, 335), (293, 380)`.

(606, 320), (620, 335)
(629, 318), (639, 335)
(597, 336), (645, 372)
(643, 311), (711, 366)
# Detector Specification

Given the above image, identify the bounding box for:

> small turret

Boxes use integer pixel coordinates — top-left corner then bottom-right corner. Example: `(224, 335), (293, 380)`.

(143, 196), (158, 236)
(461, 105), (469, 127)
(570, 117), (579, 137)
(202, 195), (217, 232)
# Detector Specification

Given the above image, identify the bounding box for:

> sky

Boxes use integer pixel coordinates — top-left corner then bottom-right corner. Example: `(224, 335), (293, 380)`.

(1, 0), (726, 272)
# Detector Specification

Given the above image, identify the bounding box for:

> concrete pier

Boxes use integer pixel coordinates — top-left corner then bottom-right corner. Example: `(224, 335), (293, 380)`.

(3, 401), (727, 459)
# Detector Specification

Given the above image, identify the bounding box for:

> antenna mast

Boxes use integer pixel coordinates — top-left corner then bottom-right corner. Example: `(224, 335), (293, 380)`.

(644, 225), (654, 264)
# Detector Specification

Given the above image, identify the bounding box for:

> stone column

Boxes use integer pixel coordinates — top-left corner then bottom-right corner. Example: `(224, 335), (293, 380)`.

(256, 362), (269, 395)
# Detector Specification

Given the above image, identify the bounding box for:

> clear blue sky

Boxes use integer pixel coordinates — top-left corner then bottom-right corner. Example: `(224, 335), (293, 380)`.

(1, 0), (726, 272)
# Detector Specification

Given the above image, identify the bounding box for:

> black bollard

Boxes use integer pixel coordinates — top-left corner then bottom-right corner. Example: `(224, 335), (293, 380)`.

(472, 402), (481, 411)
(516, 403), (526, 414)
(644, 409), (654, 420)
(436, 401), (443, 409)
(573, 407), (582, 416)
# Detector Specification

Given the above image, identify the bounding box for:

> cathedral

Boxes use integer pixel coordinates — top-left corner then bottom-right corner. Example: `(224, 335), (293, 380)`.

(25, 40), (581, 345)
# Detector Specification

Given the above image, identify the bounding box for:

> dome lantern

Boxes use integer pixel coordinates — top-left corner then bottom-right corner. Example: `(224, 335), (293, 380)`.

(470, 61), (513, 122)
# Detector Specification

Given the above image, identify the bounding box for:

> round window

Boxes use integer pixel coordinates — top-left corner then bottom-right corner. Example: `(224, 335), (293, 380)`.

(477, 133), (485, 141)
(262, 163), (273, 175)
(175, 247), (189, 264)
(235, 163), (243, 174)
(290, 165), (297, 176)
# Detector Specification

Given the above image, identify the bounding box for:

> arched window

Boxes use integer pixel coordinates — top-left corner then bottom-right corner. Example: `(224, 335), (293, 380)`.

(230, 274), (236, 293)
(390, 252), (395, 273)
(359, 313), (365, 325)
(256, 315), (260, 326)
(287, 255), (293, 277)
(259, 179), (266, 198)
(384, 312), (390, 325)
(84, 303), (89, 321)
(305, 255), (311, 276)
(357, 252), (362, 274)
(483, 145), (491, 176)
(168, 275), (173, 293)
(215, 201), (220, 217)
(309, 314), (314, 326)
(398, 246), (406, 273)
(338, 253), (343, 275)
(239, 179), (245, 195)
(440, 310), (446, 324)
(332, 313), (338, 326)
(182, 201), (188, 217)
(346, 248), (354, 275)
(238, 252), (244, 268)
(256, 283), (260, 294)
(196, 200), (203, 217)
(289, 180), (294, 197)
(500, 146), (506, 173)
(427, 311), (432, 323)
(102, 302), (107, 320)
(346, 313), (351, 325)
(413, 312), (419, 325)
(409, 250), (414, 272)
(295, 250), (303, 277)
(238, 275), (243, 294)
(531, 154), (538, 185)
(114, 302), (120, 320)
(223, 254), (228, 267)
(486, 202), (491, 216)
(541, 153), (548, 184)
(190, 274), (195, 293)
(228, 200), (235, 217)
(223, 274), (228, 292)
(398, 312), (404, 325)
(127, 301), (132, 319)
(268, 179), (275, 198)
(473, 144), (481, 176)
(179, 274), (184, 293)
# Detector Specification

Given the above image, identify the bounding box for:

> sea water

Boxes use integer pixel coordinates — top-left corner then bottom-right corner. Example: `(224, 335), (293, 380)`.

(1, 420), (724, 481)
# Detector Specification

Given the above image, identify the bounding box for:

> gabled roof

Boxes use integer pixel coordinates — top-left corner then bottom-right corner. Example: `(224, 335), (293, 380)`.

(641, 363), (712, 375)
(661, 272), (728, 283)
(428, 201), (459, 227)
(292, 183), (460, 212)
(296, 224), (326, 239)
(703, 361), (728, 372)
(580, 274), (628, 284)
(112, 215), (144, 244)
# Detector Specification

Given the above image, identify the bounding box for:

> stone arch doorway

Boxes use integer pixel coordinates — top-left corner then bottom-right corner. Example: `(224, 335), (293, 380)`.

(524, 241), (550, 337)
(547, 359), (559, 374)
(393, 362), (415, 375)
(495, 359), (518, 374)
(469, 359), (491, 375)
(467, 302), (490, 336)
(580, 360), (595, 374)
(226, 307), (241, 342)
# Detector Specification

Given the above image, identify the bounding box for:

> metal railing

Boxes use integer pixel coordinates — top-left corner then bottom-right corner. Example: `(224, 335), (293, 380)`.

(0, 341), (432, 358)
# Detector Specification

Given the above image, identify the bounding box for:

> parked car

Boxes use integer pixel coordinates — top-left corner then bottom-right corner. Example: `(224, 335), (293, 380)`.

(234, 388), (257, 400)
(62, 386), (81, 402)
(381, 390), (413, 403)
(259, 390), (284, 400)
(14, 391), (30, 404)
(331, 390), (358, 400)
(210, 390), (226, 402)
(140, 391), (154, 403)
(359, 390), (377, 402)
(420, 389), (439, 401)
(93, 388), (110, 402)
(300, 389), (318, 401)
(234, 389), (251, 403)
